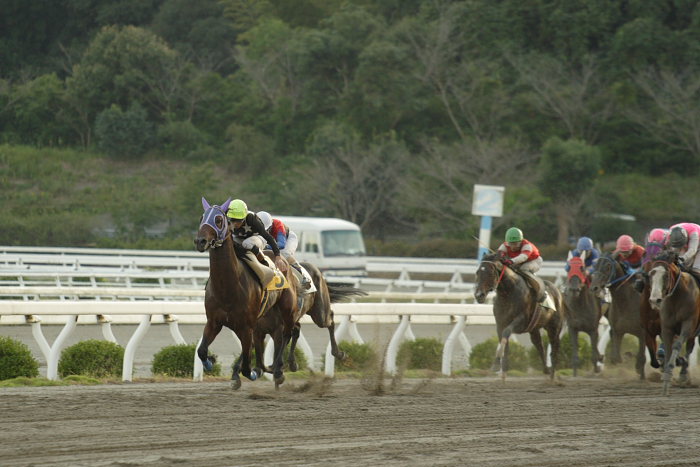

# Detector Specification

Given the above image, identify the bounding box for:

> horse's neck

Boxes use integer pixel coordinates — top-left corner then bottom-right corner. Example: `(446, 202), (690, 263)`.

(498, 270), (529, 297)
(208, 238), (246, 294)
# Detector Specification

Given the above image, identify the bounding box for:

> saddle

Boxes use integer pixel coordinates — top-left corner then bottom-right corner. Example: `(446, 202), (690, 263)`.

(513, 269), (549, 306)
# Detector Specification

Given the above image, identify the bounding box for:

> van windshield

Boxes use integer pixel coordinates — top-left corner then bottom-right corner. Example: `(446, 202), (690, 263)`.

(321, 230), (366, 257)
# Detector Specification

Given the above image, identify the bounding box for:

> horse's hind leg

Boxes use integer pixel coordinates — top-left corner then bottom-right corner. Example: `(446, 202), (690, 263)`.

(530, 330), (548, 375)
(327, 317), (346, 361)
(678, 337), (695, 386)
(232, 328), (258, 390)
(253, 329), (272, 375)
(198, 320), (223, 372)
(546, 326), (560, 379)
(287, 323), (301, 372)
(635, 334), (646, 380)
(609, 327), (623, 365)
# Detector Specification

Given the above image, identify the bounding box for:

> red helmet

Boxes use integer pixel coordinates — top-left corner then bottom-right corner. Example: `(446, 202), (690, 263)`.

(616, 234), (634, 252)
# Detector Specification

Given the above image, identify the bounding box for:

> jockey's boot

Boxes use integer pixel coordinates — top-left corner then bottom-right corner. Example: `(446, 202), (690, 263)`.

(251, 246), (269, 266)
(522, 271), (546, 303)
(243, 251), (275, 286)
(289, 259), (311, 290)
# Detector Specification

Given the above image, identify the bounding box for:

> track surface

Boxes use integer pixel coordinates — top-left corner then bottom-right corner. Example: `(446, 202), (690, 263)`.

(1, 375), (700, 466)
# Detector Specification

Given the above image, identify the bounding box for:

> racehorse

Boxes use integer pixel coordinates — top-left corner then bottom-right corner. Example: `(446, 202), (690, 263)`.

(194, 197), (297, 389)
(590, 253), (646, 379)
(252, 262), (366, 372)
(563, 256), (604, 376)
(473, 253), (564, 380)
(648, 251), (700, 395)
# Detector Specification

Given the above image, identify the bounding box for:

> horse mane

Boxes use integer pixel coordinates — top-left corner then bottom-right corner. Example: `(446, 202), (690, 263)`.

(480, 252), (501, 263)
(653, 249), (678, 264)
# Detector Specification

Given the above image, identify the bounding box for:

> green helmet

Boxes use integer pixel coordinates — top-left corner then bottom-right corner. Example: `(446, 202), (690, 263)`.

(505, 227), (523, 243)
(226, 199), (248, 220)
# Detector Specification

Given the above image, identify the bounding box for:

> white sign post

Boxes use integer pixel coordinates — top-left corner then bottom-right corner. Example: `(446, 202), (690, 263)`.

(472, 184), (505, 260)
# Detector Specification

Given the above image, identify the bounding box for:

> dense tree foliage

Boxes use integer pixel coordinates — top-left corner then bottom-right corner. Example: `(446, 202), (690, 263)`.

(2, 0), (700, 251)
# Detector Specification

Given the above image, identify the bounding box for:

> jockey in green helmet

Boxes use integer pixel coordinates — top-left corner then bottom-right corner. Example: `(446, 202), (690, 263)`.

(226, 199), (287, 272)
(497, 227), (546, 302)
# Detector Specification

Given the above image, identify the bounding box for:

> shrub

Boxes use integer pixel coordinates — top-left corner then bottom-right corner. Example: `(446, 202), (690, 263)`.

(332, 341), (377, 371)
(245, 345), (309, 372)
(152, 343), (221, 377)
(469, 336), (529, 372)
(95, 102), (154, 158)
(156, 120), (208, 159)
(528, 333), (593, 371)
(0, 336), (39, 380)
(397, 338), (442, 371)
(58, 340), (124, 378)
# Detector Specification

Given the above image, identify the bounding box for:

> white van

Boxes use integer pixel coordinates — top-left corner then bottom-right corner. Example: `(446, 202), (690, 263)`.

(274, 216), (367, 277)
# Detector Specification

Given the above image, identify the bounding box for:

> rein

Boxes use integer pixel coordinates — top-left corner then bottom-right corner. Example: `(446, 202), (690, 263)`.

(597, 256), (635, 288)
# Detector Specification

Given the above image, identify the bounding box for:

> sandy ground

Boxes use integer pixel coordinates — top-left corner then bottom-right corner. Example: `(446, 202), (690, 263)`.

(2, 374), (700, 467)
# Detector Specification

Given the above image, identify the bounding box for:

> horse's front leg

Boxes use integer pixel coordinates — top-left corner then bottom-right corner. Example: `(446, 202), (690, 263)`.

(546, 326), (560, 379)
(232, 327), (257, 391)
(660, 328), (676, 396)
(530, 329), (547, 375)
(678, 335), (695, 386)
(198, 319), (222, 372)
(609, 326), (623, 365)
(570, 328), (580, 377)
(589, 328), (601, 373)
(497, 315), (527, 378)
(645, 327), (661, 369)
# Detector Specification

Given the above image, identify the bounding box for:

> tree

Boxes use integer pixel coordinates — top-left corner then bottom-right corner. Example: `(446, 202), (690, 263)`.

(538, 137), (601, 247)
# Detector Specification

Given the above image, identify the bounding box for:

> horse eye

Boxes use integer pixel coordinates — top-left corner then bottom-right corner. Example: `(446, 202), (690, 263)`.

(215, 216), (223, 228)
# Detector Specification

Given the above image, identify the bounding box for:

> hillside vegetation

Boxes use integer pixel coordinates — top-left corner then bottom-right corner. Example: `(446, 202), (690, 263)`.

(2, 1), (700, 255)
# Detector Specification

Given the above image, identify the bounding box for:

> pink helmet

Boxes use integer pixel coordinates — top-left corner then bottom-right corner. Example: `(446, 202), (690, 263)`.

(646, 228), (667, 245)
(616, 234), (634, 252)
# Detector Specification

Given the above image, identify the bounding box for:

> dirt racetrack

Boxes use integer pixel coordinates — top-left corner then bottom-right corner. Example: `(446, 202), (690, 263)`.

(2, 374), (700, 467)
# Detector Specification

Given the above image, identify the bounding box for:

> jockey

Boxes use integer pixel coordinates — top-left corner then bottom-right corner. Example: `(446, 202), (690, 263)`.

(497, 227), (546, 302)
(612, 234), (645, 271)
(642, 228), (668, 265)
(667, 222), (700, 273)
(256, 211), (311, 289)
(565, 236), (600, 275)
(226, 199), (287, 272)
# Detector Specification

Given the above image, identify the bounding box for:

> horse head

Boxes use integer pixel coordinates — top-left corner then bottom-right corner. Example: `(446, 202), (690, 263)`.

(648, 252), (681, 310)
(590, 254), (616, 293)
(566, 256), (587, 297)
(474, 253), (505, 304)
(194, 197), (232, 252)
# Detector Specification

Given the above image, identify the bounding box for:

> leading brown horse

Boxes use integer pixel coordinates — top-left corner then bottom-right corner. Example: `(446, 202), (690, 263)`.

(194, 198), (297, 389)
(474, 253), (564, 380)
(648, 251), (700, 395)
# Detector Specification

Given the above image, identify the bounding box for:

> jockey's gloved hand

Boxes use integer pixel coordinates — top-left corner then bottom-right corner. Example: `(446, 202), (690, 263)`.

(502, 258), (513, 266)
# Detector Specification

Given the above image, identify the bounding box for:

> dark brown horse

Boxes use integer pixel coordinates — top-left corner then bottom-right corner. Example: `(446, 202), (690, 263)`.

(648, 251), (700, 395)
(253, 262), (366, 372)
(474, 253), (564, 380)
(194, 198), (297, 389)
(563, 256), (604, 376)
(590, 253), (646, 379)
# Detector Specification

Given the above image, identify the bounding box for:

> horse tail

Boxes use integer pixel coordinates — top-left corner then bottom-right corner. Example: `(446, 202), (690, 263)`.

(327, 283), (367, 303)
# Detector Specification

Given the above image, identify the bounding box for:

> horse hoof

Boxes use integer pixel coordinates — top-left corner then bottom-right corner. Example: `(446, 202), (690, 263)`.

(274, 374), (285, 387)
(334, 351), (347, 361)
(248, 370), (258, 381)
(231, 379), (241, 391)
(202, 359), (213, 372)
(288, 361), (299, 372)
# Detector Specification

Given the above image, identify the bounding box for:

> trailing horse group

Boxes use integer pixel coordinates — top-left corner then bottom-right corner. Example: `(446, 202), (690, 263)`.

(475, 225), (700, 396)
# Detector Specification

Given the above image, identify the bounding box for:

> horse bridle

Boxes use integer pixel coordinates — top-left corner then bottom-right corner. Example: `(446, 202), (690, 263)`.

(594, 256), (633, 288)
(649, 260), (682, 298)
(199, 205), (229, 249)
(478, 260), (507, 291)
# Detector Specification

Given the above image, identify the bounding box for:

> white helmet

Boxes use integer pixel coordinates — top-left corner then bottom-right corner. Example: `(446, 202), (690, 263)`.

(256, 211), (272, 231)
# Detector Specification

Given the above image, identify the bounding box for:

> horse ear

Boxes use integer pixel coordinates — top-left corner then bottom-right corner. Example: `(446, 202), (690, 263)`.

(202, 197), (211, 210)
(221, 197), (232, 213)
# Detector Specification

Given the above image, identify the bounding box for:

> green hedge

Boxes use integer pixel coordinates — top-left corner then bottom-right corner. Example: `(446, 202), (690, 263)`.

(153, 343), (221, 377)
(58, 340), (124, 378)
(397, 338), (442, 371)
(0, 336), (39, 380)
(469, 337), (529, 372)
